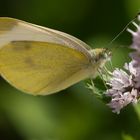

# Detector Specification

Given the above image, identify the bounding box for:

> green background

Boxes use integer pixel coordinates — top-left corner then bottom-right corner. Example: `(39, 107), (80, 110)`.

(0, 0), (140, 140)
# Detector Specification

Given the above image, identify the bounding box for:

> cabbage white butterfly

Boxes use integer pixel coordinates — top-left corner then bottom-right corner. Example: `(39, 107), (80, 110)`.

(0, 17), (111, 95)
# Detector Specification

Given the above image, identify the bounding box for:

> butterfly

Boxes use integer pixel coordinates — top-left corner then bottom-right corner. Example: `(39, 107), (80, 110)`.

(0, 17), (111, 95)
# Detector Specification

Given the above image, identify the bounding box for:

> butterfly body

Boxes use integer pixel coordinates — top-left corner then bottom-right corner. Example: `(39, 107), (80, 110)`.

(0, 17), (111, 95)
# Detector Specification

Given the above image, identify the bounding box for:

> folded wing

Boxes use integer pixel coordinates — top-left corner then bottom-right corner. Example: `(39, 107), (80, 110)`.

(0, 17), (91, 58)
(0, 41), (92, 95)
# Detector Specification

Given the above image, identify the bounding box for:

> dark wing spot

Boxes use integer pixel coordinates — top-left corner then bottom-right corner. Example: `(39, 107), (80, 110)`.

(11, 41), (31, 51)
(24, 57), (35, 67)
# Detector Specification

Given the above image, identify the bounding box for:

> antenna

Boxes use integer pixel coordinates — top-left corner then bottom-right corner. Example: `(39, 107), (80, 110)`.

(105, 13), (139, 49)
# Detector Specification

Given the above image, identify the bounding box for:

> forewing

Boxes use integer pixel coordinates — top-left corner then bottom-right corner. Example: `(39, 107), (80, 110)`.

(0, 41), (91, 95)
(0, 17), (91, 58)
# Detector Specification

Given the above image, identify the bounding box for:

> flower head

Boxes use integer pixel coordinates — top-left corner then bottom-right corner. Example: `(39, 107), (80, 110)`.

(105, 16), (140, 114)
(106, 64), (139, 114)
(127, 21), (140, 52)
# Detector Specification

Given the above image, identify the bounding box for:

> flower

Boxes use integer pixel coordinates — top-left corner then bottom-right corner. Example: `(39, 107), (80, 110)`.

(106, 65), (139, 114)
(107, 68), (132, 90)
(107, 89), (138, 114)
(127, 21), (140, 52)
(105, 16), (140, 114)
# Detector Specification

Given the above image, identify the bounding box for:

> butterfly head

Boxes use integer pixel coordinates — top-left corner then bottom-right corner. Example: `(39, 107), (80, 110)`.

(90, 48), (112, 64)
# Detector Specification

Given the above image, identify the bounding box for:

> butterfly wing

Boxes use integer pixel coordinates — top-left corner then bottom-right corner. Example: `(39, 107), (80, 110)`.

(0, 41), (92, 95)
(0, 17), (91, 57)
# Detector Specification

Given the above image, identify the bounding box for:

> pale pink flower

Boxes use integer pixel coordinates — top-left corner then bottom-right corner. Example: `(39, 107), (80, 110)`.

(106, 64), (140, 114)
(127, 20), (140, 52)
(107, 89), (138, 114)
(106, 16), (140, 114)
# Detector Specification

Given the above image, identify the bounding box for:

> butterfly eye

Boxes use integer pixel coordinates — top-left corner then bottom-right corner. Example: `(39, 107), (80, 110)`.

(98, 49), (112, 62)
(105, 49), (112, 60)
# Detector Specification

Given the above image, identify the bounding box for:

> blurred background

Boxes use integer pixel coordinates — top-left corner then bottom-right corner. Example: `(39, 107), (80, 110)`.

(0, 0), (140, 140)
